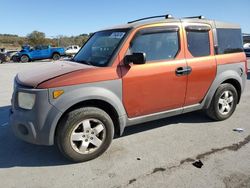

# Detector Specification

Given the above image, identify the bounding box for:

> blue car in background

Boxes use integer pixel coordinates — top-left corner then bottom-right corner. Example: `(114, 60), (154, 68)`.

(15, 45), (65, 63)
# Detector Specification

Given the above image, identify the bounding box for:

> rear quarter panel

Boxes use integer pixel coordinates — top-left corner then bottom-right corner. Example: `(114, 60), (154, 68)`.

(52, 48), (65, 55)
(215, 52), (246, 65)
(203, 52), (247, 108)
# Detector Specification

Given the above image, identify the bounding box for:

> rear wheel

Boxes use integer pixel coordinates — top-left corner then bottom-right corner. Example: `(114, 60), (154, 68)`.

(20, 55), (29, 63)
(206, 83), (238, 121)
(56, 107), (114, 162)
(52, 53), (60, 61)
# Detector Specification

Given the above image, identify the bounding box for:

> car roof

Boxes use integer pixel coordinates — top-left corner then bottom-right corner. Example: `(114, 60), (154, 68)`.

(101, 17), (241, 31)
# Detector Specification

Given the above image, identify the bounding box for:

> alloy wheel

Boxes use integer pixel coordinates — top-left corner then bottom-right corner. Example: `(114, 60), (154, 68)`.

(70, 118), (106, 154)
(217, 90), (234, 115)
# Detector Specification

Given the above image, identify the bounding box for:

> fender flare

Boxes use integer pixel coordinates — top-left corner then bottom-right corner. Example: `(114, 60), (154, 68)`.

(47, 84), (127, 144)
(203, 69), (243, 109)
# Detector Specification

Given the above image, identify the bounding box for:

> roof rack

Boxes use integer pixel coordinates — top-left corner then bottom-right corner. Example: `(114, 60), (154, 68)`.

(128, 14), (173, 24)
(183, 15), (205, 19)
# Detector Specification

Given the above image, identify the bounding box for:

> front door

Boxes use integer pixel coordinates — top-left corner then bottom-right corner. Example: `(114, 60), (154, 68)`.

(40, 45), (50, 58)
(30, 45), (42, 59)
(121, 24), (188, 118)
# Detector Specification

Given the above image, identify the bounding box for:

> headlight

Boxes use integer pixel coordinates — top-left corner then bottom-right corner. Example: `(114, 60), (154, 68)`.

(18, 92), (36, 110)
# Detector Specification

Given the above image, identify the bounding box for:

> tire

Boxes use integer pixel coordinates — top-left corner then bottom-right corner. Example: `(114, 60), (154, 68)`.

(56, 107), (114, 162)
(12, 56), (18, 62)
(0, 54), (5, 64)
(205, 83), (238, 121)
(20, 55), (29, 63)
(52, 53), (60, 61)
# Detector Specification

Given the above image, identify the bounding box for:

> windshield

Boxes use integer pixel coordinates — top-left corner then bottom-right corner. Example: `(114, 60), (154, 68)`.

(73, 29), (128, 67)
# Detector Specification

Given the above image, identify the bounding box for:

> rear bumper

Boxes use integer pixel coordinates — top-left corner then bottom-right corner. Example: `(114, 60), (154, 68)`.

(9, 84), (62, 145)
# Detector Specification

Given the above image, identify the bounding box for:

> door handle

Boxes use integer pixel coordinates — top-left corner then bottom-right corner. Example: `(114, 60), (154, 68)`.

(185, 66), (192, 75)
(176, 67), (186, 75)
(175, 66), (192, 76)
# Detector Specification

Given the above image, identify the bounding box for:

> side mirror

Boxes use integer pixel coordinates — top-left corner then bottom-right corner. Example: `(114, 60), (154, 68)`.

(124, 52), (146, 65)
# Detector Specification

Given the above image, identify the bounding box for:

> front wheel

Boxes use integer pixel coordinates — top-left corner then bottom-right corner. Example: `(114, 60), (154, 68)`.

(205, 83), (238, 121)
(20, 55), (29, 63)
(56, 107), (114, 162)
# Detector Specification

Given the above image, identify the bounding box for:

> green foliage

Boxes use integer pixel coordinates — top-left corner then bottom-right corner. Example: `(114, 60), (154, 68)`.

(243, 36), (250, 44)
(0, 34), (18, 37)
(0, 35), (27, 49)
(0, 30), (90, 49)
(27, 31), (46, 46)
(57, 35), (89, 47)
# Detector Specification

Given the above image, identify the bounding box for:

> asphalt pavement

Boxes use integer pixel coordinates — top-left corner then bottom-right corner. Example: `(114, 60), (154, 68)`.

(0, 60), (250, 188)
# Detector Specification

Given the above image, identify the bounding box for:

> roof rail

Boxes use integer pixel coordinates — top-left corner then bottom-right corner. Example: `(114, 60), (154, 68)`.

(128, 14), (173, 24)
(183, 15), (205, 19)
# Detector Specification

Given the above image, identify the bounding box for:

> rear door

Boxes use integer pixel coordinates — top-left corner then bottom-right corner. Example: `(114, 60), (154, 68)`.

(120, 24), (188, 118)
(182, 23), (217, 106)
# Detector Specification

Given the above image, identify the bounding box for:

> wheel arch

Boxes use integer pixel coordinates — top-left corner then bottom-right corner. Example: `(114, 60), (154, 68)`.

(20, 54), (30, 61)
(203, 69), (244, 109)
(48, 82), (128, 144)
(54, 99), (123, 141)
(52, 52), (60, 58)
(221, 79), (241, 103)
(52, 51), (60, 55)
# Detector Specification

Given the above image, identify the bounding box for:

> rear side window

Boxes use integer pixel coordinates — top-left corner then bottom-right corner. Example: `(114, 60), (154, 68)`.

(186, 30), (210, 57)
(130, 28), (179, 62)
(217, 29), (243, 54)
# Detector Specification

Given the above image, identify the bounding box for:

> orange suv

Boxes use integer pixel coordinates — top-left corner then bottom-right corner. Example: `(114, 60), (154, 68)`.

(10, 15), (247, 162)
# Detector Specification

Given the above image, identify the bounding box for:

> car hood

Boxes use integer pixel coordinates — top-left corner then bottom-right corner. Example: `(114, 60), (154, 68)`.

(16, 60), (94, 88)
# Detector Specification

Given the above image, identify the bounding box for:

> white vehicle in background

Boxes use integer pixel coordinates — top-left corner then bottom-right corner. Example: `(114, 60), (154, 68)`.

(243, 43), (250, 49)
(65, 45), (80, 57)
(6, 50), (19, 61)
(243, 43), (250, 57)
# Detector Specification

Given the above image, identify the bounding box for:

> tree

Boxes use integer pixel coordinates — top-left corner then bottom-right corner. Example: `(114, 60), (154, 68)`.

(27, 31), (46, 46)
(54, 35), (89, 47)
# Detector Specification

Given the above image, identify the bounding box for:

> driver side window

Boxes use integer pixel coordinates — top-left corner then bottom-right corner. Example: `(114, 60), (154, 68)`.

(130, 27), (180, 62)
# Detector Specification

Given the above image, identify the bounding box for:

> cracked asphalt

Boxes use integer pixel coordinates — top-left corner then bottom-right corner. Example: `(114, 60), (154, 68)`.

(0, 60), (250, 188)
